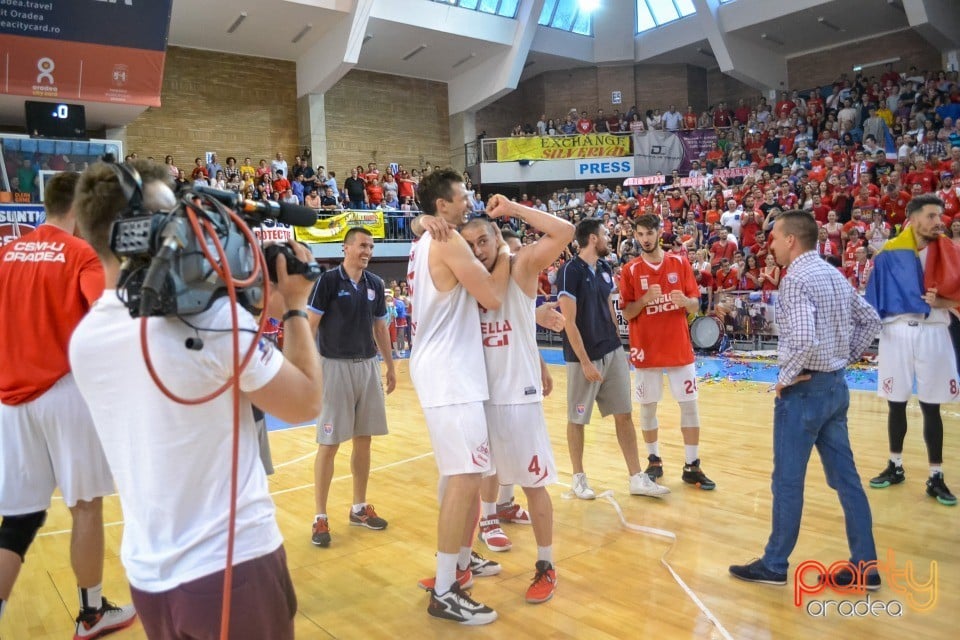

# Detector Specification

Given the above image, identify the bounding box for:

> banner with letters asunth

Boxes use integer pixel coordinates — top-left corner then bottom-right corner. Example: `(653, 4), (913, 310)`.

(632, 128), (718, 175)
(497, 134), (631, 161)
(0, 204), (45, 247)
(294, 210), (385, 244)
(0, 0), (173, 107)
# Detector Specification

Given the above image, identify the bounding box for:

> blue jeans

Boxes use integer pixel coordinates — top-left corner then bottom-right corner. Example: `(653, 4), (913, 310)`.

(762, 370), (877, 574)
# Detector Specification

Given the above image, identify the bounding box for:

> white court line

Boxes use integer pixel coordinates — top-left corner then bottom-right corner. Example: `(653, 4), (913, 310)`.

(559, 484), (735, 640)
(269, 451), (434, 497)
(273, 451), (317, 469)
(40, 450), (436, 538)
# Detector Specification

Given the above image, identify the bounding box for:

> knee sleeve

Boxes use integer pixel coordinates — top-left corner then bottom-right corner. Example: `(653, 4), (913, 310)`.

(679, 400), (701, 428)
(640, 403), (659, 431)
(0, 511), (47, 561)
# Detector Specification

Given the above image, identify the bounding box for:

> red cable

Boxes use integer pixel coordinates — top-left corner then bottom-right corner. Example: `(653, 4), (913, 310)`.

(138, 202), (273, 640)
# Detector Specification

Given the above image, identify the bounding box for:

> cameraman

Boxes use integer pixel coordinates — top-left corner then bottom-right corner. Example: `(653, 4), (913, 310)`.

(70, 160), (323, 639)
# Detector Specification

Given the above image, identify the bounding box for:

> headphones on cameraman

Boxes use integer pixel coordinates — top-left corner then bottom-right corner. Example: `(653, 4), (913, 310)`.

(102, 155), (145, 218)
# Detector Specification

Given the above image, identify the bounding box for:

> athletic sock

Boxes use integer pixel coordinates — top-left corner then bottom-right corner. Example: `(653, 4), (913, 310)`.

(497, 484), (514, 506)
(684, 445), (699, 465)
(481, 501), (497, 518)
(352, 503), (366, 514)
(646, 441), (660, 457)
(890, 454), (903, 466)
(315, 513), (327, 522)
(0, 599), (6, 621)
(79, 584), (102, 613)
(537, 545), (553, 565)
(435, 552), (458, 595)
(457, 547), (472, 571)
(930, 465), (943, 477)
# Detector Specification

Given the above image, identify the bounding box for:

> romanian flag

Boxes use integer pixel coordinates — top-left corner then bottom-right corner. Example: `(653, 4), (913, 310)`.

(866, 230), (960, 319)
(883, 122), (898, 161)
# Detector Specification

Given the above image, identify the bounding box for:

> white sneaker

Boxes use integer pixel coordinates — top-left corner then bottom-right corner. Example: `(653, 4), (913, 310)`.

(478, 517), (512, 552)
(427, 582), (498, 625)
(630, 472), (670, 497)
(572, 472), (596, 500)
(75, 599), (137, 639)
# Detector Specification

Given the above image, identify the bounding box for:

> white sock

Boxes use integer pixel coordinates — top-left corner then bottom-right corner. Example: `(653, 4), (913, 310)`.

(685, 445), (699, 465)
(79, 584), (102, 612)
(497, 484), (514, 506)
(930, 465), (943, 476)
(435, 552), (459, 595)
(646, 441), (659, 456)
(481, 501), (497, 518)
(315, 513), (327, 522)
(0, 599), (6, 621)
(352, 503), (366, 514)
(890, 453), (903, 466)
(457, 546), (473, 571)
(537, 545), (553, 565)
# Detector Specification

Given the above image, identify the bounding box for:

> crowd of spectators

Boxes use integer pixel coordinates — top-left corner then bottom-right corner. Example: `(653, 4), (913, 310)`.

(498, 64), (960, 327)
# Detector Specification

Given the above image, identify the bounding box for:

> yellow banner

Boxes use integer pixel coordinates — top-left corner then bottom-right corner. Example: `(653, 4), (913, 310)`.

(294, 210), (386, 244)
(496, 134), (631, 161)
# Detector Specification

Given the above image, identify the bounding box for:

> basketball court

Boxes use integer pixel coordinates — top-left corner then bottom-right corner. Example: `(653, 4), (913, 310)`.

(2, 350), (954, 639)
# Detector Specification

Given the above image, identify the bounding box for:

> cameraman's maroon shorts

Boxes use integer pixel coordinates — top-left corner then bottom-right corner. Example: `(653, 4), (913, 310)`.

(130, 545), (297, 640)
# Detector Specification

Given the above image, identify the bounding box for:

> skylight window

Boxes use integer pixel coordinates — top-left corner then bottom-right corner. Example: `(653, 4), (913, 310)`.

(636, 0), (697, 34)
(538, 0), (594, 36)
(431, 0), (519, 19)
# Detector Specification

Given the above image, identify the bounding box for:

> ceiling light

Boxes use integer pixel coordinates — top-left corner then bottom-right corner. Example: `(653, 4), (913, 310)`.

(761, 33), (784, 46)
(452, 53), (476, 69)
(291, 24), (312, 44)
(817, 16), (843, 31)
(402, 44), (427, 61)
(226, 12), (247, 34)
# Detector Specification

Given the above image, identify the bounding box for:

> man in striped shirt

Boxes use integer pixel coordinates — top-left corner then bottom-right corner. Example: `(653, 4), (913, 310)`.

(730, 210), (882, 589)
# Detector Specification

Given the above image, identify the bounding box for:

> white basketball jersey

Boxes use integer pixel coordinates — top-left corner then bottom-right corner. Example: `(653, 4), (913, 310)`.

(407, 233), (488, 408)
(481, 276), (541, 405)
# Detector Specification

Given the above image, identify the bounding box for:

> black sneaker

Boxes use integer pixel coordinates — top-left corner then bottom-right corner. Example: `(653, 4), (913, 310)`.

(427, 582), (498, 625)
(926, 472), (958, 506)
(312, 516), (331, 547)
(349, 504), (388, 530)
(818, 567), (882, 591)
(645, 454), (663, 479)
(682, 459), (716, 490)
(869, 461), (905, 488)
(729, 559), (787, 586)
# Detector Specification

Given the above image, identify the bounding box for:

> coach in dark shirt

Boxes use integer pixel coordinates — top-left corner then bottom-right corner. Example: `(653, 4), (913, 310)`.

(306, 227), (395, 547)
(557, 218), (644, 500)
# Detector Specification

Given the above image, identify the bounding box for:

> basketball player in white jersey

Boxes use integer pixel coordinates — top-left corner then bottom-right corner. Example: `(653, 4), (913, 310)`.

(460, 199), (575, 604)
(406, 168), (510, 625)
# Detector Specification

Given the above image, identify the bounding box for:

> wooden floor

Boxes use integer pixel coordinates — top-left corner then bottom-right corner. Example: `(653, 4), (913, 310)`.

(3, 357), (957, 640)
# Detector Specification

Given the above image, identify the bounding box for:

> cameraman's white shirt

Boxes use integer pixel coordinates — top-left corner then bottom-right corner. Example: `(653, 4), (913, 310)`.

(70, 295), (284, 592)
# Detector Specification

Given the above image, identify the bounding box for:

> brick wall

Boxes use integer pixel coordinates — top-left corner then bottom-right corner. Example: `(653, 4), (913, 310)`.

(124, 47), (300, 167)
(324, 69), (450, 176)
(706, 69), (757, 107)
(787, 29), (942, 90)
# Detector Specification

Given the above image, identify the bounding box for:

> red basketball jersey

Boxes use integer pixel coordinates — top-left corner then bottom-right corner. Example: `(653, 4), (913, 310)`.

(620, 253), (699, 368)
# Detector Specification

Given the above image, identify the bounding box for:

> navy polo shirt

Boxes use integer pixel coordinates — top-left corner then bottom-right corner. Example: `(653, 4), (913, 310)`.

(307, 265), (387, 359)
(557, 257), (621, 363)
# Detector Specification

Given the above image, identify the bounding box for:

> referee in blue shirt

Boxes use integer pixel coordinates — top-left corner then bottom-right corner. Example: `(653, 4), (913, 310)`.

(730, 210), (882, 588)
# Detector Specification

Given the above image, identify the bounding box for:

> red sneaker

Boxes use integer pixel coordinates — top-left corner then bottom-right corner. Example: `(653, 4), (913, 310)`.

(418, 568), (473, 591)
(525, 561), (557, 604)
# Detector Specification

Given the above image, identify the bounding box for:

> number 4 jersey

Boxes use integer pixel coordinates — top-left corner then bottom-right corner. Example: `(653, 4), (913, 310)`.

(619, 253), (699, 368)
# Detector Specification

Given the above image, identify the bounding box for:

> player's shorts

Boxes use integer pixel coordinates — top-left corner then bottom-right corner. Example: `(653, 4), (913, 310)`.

(878, 319), (960, 404)
(423, 401), (493, 477)
(316, 358), (388, 446)
(0, 374), (114, 515)
(634, 363), (698, 404)
(566, 348), (632, 424)
(485, 402), (557, 488)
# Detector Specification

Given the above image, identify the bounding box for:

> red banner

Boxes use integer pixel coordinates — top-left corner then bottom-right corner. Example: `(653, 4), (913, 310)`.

(0, 34), (165, 107)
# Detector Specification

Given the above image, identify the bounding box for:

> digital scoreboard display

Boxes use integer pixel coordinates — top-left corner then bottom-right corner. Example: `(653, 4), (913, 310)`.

(25, 101), (87, 140)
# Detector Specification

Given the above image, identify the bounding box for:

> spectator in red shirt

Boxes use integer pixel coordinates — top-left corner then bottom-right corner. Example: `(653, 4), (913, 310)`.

(774, 91), (796, 119)
(816, 226), (840, 258)
(842, 228), (864, 267)
(271, 170), (291, 196)
(714, 259), (739, 293)
(710, 228), (737, 266)
(576, 111), (594, 134)
(852, 187), (880, 212)
(905, 159), (936, 192)
(734, 99), (751, 126)
(683, 106), (699, 130)
(365, 178), (383, 207)
(713, 102), (732, 128)
(879, 184), (912, 229)
(938, 174), (959, 218)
